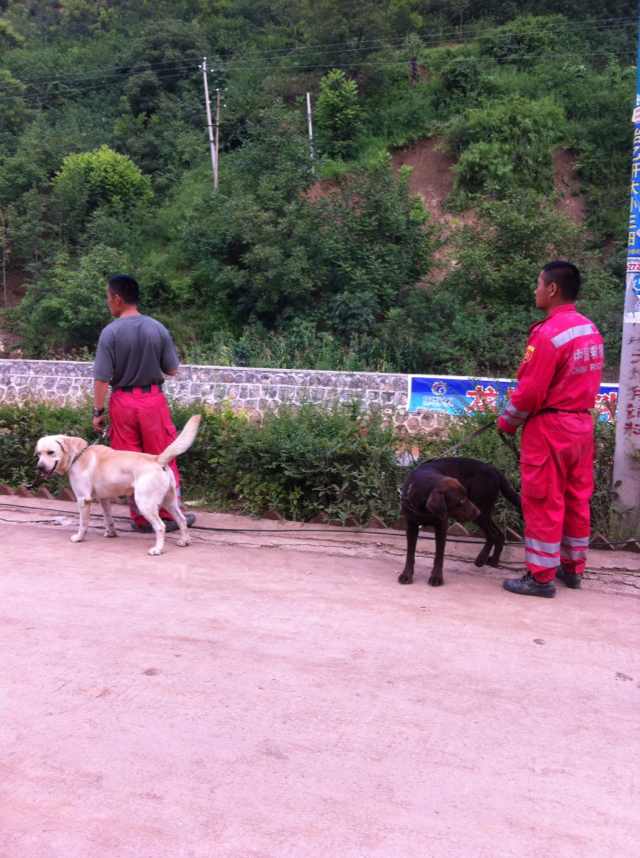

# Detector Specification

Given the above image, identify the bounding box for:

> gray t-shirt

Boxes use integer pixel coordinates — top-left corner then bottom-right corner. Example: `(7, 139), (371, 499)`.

(94, 314), (180, 389)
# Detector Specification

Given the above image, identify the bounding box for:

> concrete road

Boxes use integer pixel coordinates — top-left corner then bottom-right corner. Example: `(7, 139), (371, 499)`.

(0, 506), (638, 858)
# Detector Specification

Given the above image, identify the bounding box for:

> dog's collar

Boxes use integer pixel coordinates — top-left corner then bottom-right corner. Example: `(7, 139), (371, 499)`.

(68, 431), (107, 470)
(68, 442), (91, 470)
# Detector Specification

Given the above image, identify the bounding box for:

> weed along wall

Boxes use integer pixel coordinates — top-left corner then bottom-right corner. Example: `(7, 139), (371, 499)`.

(0, 358), (625, 547)
(0, 359), (448, 434)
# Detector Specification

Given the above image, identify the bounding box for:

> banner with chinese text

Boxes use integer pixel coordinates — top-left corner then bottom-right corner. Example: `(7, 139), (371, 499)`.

(408, 375), (618, 422)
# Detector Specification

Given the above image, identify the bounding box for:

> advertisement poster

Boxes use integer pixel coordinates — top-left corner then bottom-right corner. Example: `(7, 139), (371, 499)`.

(408, 375), (618, 422)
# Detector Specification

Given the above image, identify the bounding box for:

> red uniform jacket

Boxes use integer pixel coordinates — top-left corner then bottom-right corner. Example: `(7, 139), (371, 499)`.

(497, 305), (604, 435)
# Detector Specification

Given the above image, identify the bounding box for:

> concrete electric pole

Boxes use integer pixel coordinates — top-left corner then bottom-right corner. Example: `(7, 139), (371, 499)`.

(200, 57), (218, 193)
(612, 3), (640, 537)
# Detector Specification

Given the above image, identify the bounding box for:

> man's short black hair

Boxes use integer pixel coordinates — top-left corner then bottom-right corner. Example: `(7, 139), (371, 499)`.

(108, 274), (140, 305)
(541, 260), (581, 301)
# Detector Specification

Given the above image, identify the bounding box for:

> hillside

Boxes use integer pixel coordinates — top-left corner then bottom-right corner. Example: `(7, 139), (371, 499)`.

(0, 1), (635, 377)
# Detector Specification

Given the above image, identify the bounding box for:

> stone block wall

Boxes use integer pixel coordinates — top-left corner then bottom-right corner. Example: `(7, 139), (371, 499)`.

(0, 359), (448, 434)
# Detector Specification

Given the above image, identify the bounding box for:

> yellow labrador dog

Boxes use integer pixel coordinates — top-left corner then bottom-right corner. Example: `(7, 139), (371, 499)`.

(35, 415), (201, 556)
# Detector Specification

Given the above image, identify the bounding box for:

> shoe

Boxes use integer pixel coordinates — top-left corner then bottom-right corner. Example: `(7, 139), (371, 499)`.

(503, 572), (556, 598)
(556, 566), (581, 589)
(131, 513), (196, 534)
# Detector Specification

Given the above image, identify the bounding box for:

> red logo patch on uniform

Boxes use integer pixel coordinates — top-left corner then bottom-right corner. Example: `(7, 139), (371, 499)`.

(523, 345), (536, 363)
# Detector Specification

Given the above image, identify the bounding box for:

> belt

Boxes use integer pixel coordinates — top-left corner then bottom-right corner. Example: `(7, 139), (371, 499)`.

(117, 383), (163, 393)
(536, 408), (590, 416)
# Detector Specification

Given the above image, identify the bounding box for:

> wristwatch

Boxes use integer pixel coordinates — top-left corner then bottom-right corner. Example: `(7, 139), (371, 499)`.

(93, 407), (105, 417)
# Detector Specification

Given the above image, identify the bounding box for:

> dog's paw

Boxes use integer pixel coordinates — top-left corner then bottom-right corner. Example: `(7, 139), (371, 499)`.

(398, 572), (413, 585)
(70, 533), (85, 543)
(176, 536), (190, 548)
(148, 546), (163, 556)
(428, 575), (444, 587)
(104, 529), (118, 538)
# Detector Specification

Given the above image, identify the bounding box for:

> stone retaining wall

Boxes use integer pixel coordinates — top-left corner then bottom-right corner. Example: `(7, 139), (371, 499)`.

(0, 359), (447, 434)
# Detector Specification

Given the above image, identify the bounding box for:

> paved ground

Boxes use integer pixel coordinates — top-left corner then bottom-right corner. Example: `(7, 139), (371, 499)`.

(1, 499), (639, 858)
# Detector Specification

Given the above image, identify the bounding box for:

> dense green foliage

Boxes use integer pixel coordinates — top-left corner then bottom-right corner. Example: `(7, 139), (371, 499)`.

(0, 1), (634, 379)
(0, 400), (616, 535)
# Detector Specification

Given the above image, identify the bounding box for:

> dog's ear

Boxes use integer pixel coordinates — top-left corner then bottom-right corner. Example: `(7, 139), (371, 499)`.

(54, 436), (79, 474)
(426, 488), (447, 517)
(427, 478), (465, 517)
(441, 477), (463, 493)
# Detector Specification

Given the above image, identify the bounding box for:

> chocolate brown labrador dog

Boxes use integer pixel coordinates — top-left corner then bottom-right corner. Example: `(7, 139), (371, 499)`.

(398, 457), (521, 587)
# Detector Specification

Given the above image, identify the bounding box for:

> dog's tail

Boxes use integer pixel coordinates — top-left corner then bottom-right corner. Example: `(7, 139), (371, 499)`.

(157, 415), (202, 467)
(499, 472), (522, 514)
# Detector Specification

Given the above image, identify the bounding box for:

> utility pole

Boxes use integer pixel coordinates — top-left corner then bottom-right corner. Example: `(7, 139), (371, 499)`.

(0, 208), (9, 308)
(612, 1), (640, 537)
(306, 92), (315, 171)
(214, 88), (221, 191)
(200, 57), (217, 193)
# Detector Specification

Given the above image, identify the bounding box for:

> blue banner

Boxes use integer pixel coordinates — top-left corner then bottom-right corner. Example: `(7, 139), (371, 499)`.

(408, 375), (618, 423)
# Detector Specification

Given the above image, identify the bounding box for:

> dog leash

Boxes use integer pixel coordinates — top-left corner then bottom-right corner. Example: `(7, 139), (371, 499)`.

(398, 421), (496, 490)
(497, 430), (520, 463)
(437, 420), (495, 459)
(400, 420), (521, 485)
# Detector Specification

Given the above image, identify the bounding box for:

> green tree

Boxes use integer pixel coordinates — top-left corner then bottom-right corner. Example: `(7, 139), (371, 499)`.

(0, 70), (30, 140)
(15, 245), (129, 354)
(316, 69), (364, 159)
(0, 18), (23, 48)
(52, 145), (153, 239)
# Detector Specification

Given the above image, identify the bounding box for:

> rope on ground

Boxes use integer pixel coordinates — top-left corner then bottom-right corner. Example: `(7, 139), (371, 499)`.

(0, 499), (636, 551)
(0, 503), (640, 590)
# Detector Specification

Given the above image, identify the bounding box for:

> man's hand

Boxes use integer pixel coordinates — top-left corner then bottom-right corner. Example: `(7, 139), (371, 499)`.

(496, 416), (517, 436)
(93, 380), (109, 434)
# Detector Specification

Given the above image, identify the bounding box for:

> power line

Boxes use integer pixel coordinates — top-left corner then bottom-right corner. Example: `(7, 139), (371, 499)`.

(0, 16), (634, 108)
(0, 42), (633, 109)
(3, 41), (633, 106)
(6, 14), (637, 91)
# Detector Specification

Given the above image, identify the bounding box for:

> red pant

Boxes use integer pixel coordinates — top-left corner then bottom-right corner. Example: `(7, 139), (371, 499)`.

(109, 387), (181, 527)
(520, 413), (594, 584)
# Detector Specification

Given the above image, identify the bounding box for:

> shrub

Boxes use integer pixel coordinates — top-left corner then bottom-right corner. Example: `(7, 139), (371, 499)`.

(175, 402), (403, 524)
(0, 401), (93, 490)
(52, 145), (153, 240)
(478, 15), (571, 68)
(0, 400), (618, 537)
(449, 95), (566, 197)
(14, 245), (127, 354)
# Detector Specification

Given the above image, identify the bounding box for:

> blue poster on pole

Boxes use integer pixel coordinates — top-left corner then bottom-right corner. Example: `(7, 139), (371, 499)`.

(408, 375), (618, 423)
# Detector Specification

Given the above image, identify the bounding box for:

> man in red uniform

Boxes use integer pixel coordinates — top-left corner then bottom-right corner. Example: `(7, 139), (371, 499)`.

(497, 261), (604, 598)
(92, 274), (196, 533)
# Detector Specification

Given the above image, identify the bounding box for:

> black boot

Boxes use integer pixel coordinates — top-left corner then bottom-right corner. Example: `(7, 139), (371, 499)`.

(131, 513), (196, 534)
(503, 572), (556, 598)
(556, 566), (581, 589)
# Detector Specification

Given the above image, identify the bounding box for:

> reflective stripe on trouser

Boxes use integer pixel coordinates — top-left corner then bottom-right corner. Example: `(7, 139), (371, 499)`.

(525, 537), (560, 576)
(560, 533), (590, 572)
(109, 387), (182, 527)
(520, 413), (594, 584)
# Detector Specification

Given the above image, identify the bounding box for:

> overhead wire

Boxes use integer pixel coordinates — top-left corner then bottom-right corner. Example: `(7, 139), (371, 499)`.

(1, 14), (635, 103)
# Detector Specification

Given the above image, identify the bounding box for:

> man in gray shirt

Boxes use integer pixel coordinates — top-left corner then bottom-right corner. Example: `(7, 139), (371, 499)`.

(93, 274), (195, 532)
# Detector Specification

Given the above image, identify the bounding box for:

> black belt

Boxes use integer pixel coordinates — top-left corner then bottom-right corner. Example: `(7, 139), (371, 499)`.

(537, 408), (590, 416)
(117, 383), (163, 393)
